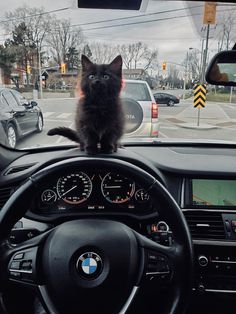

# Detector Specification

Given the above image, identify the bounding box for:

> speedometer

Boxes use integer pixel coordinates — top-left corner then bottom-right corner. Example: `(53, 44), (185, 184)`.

(57, 172), (92, 204)
(101, 173), (135, 203)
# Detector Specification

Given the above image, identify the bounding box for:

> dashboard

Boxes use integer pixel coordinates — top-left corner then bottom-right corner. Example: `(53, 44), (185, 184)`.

(2, 143), (236, 303)
(35, 170), (153, 216)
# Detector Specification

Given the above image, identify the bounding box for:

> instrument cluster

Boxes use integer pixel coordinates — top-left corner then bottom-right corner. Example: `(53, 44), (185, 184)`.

(34, 170), (153, 216)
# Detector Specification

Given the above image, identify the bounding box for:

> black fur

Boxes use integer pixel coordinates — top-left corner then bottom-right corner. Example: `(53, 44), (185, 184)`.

(47, 55), (124, 154)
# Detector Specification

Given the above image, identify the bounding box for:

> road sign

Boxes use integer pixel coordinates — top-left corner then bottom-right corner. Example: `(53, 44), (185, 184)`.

(194, 84), (207, 108)
(203, 2), (216, 25)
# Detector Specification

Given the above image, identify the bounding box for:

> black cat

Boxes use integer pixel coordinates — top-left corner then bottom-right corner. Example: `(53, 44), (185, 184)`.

(47, 54), (124, 154)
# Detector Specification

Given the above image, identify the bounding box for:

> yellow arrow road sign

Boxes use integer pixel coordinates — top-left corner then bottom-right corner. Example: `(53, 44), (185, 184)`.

(193, 84), (207, 109)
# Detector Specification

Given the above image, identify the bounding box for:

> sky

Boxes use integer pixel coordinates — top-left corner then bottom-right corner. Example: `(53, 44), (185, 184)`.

(0, 0), (235, 71)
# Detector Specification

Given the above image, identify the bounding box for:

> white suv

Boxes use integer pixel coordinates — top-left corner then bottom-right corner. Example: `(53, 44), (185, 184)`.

(121, 79), (159, 138)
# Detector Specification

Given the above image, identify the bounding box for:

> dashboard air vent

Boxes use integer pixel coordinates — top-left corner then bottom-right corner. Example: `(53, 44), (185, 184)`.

(4, 163), (36, 175)
(0, 187), (14, 209)
(184, 211), (225, 240)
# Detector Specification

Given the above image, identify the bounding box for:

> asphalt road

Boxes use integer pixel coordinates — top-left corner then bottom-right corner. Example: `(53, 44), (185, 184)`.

(16, 97), (236, 149)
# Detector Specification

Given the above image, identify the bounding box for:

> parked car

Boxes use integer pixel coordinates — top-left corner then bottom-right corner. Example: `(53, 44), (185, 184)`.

(121, 79), (159, 137)
(153, 92), (180, 106)
(0, 88), (43, 148)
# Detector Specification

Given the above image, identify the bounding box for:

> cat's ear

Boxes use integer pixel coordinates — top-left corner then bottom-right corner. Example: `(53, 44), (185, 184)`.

(109, 55), (122, 76)
(81, 54), (93, 71)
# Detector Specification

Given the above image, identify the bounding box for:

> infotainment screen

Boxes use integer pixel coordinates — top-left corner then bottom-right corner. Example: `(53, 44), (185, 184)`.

(191, 179), (236, 207)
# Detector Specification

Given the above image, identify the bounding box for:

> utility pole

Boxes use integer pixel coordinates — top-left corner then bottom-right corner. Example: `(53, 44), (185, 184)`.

(183, 50), (189, 100)
(38, 46), (43, 99)
(201, 24), (210, 83)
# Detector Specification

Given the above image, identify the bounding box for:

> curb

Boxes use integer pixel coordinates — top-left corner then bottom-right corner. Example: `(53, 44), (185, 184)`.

(178, 123), (218, 130)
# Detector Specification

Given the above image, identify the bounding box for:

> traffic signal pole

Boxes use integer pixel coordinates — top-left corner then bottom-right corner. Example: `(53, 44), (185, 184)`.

(38, 47), (43, 99)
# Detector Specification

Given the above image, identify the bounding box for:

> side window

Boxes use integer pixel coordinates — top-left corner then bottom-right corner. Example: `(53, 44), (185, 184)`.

(11, 90), (28, 106)
(2, 91), (20, 110)
(0, 93), (9, 110)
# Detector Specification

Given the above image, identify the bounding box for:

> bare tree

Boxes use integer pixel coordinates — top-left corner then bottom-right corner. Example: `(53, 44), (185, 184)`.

(142, 48), (158, 71)
(117, 42), (158, 71)
(187, 50), (201, 81)
(217, 11), (236, 51)
(46, 19), (84, 66)
(87, 42), (117, 64)
(117, 44), (134, 69)
(4, 5), (51, 51)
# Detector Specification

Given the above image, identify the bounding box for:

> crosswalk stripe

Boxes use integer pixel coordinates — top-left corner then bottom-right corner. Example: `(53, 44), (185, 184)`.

(57, 113), (73, 119)
(42, 112), (55, 118)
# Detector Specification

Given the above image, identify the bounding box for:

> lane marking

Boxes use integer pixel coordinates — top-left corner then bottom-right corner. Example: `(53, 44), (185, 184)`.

(160, 126), (179, 130)
(44, 119), (72, 123)
(57, 113), (73, 119)
(158, 131), (168, 138)
(55, 122), (75, 144)
(42, 112), (54, 118)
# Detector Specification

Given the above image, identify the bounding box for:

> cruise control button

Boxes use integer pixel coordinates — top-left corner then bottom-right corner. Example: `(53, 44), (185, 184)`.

(21, 260), (32, 271)
(10, 261), (20, 270)
(13, 253), (24, 260)
(10, 271), (21, 279)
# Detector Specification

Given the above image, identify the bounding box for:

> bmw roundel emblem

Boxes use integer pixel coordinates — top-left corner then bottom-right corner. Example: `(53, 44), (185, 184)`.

(77, 252), (103, 278)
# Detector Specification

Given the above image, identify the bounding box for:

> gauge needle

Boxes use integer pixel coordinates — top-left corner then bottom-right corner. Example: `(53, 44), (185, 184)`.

(48, 195), (55, 201)
(105, 186), (121, 188)
(60, 185), (77, 198)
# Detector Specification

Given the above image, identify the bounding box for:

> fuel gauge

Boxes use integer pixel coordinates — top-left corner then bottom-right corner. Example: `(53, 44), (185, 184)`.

(41, 189), (57, 204)
(135, 189), (150, 203)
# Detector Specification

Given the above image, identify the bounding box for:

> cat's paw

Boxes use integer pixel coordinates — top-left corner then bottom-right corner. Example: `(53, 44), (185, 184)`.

(85, 146), (99, 155)
(100, 144), (114, 154)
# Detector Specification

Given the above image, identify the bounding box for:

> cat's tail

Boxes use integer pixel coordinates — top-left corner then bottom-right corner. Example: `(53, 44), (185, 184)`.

(47, 127), (80, 143)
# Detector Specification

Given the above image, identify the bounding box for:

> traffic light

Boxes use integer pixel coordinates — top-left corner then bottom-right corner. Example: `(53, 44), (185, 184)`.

(26, 64), (31, 74)
(162, 62), (167, 71)
(61, 63), (66, 74)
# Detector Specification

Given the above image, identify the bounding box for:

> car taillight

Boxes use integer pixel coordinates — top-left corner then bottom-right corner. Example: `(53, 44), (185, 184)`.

(152, 103), (158, 119)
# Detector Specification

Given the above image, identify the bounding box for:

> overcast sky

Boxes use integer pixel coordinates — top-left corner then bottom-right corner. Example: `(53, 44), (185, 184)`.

(0, 0), (235, 70)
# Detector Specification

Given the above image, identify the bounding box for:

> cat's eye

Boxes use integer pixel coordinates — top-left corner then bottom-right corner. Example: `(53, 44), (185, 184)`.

(103, 74), (110, 80)
(89, 74), (95, 79)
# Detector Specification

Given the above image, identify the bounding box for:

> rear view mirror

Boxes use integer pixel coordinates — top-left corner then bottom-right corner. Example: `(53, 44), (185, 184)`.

(206, 50), (236, 86)
(30, 101), (38, 107)
(76, 0), (149, 10)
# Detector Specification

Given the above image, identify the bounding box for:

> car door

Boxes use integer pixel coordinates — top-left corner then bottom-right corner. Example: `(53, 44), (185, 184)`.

(11, 90), (38, 131)
(161, 93), (170, 104)
(2, 90), (29, 134)
(155, 93), (164, 104)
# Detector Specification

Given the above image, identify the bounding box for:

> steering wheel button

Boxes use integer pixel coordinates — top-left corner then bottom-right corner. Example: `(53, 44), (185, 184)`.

(10, 271), (21, 279)
(13, 253), (24, 260)
(10, 261), (20, 270)
(148, 253), (159, 262)
(21, 260), (32, 270)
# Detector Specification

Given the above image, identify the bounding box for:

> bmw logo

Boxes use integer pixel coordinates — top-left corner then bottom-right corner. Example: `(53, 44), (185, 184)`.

(77, 252), (103, 278)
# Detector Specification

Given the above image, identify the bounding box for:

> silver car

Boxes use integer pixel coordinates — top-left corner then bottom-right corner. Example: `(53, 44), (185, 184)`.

(121, 79), (159, 138)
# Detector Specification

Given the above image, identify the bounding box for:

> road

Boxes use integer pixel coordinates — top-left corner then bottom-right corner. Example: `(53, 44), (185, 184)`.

(16, 97), (236, 149)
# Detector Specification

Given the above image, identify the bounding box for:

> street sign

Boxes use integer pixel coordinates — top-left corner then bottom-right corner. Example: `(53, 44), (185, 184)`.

(203, 2), (216, 25)
(194, 84), (207, 108)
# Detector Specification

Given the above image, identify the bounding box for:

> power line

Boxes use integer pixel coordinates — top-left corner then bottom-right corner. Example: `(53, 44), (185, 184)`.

(65, 5), (203, 28)
(0, 7), (70, 24)
(80, 7), (236, 32)
(0, 6), (236, 39)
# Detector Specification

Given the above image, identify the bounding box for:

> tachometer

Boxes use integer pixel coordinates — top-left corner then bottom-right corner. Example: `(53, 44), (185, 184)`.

(101, 173), (135, 203)
(57, 172), (92, 204)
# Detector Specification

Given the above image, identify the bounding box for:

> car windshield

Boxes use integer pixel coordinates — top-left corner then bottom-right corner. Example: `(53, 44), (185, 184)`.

(0, 0), (235, 149)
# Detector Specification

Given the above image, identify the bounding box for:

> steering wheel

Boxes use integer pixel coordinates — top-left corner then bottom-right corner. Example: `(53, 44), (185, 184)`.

(0, 157), (193, 314)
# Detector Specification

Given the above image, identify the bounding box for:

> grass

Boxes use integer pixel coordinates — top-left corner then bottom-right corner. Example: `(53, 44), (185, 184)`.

(206, 92), (236, 103)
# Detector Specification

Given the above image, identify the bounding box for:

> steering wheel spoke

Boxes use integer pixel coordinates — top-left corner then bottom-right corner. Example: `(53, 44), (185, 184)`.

(135, 232), (181, 287)
(1, 231), (49, 288)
